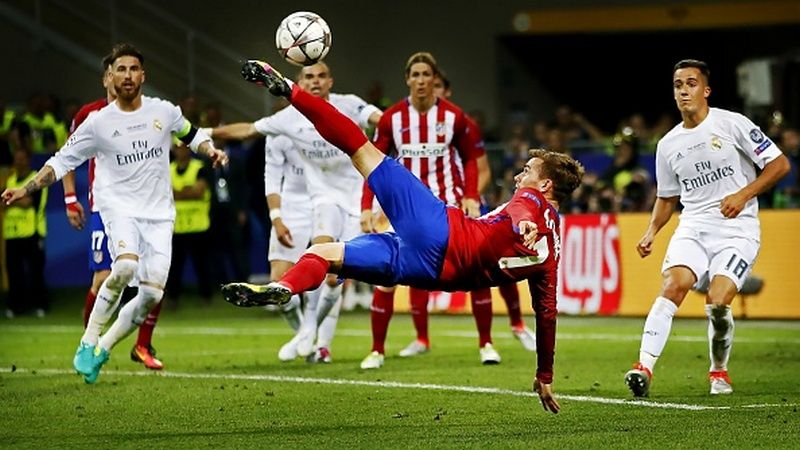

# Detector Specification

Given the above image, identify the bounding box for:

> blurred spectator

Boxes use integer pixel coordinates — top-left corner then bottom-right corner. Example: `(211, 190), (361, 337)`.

(546, 128), (571, 156)
(0, 98), (17, 170)
(166, 143), (214, 307)
(600, 133), (640, 193)
(554, 105), (605, 145)
(21, 93), (67, 153)
(772, 128), (799, 208)
(531, 120), (550, 148)
(179, 93), (200, 125)
(3, 131), (48, 318)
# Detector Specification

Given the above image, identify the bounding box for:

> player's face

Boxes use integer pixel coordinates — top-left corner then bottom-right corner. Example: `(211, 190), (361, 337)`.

(432, 76), (451, 99)
(298, 63), (333, 99)
(406, 62), (435, 101)
(673, 67), (710, 115)
(102, 68), (117, 100)
(111, 55), (145, 101)
(515, 157), (549, 191)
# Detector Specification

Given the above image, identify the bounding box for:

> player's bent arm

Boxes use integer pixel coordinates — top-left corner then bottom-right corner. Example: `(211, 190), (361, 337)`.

(367, 110), (383, 127)
(735, 154), (791, 202)
(477, 154), (491, 193)
(645, 196), (680, 236)
(206, 123), (261, 141)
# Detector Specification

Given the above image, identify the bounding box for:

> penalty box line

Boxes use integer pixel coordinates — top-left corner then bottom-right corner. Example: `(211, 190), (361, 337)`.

(2, 367), (794, 411)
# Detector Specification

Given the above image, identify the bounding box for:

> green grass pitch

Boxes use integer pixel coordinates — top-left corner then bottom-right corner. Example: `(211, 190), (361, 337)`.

(1, 291), (798, 449)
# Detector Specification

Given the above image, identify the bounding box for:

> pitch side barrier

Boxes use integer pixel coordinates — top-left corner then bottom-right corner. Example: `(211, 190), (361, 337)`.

(392, 211), (800, 319)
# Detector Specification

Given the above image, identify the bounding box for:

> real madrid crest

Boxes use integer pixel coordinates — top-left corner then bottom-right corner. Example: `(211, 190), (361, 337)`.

(710, 135), (722, 150)
(153, 119), (162, 131)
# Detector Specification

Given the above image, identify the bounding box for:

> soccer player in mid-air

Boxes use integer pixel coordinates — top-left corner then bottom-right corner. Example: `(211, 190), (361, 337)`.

(2, 43), (227, 384)
(206, 62), (382, 362)
(624, 59), (789, 397)
(62, 53), (165, 370)
(222, 60), (584, 414)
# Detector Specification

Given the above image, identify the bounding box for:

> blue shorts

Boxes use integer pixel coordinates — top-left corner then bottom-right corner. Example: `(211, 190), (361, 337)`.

(88, 211), (112, 272)
(340, 157), (449, 288)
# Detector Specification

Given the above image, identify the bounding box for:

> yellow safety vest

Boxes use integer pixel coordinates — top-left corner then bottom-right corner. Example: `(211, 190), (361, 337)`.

(171, 159), (210, 234)
(21, 112), (67, 153)
(4, 171), (48, 239)
(0, 110), (15, 134)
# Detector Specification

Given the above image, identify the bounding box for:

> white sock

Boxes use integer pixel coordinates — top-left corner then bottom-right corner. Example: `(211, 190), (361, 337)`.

(316, 296), (342, 349)
(638, 296), (679, 373)
(316, 283), (343, 326)
(705, 304), (734, 372)
(299, 284), (324, 335)
(98, 285), (163, 352)
(81, 259), (138, 345)
(280, 295), (302, 331)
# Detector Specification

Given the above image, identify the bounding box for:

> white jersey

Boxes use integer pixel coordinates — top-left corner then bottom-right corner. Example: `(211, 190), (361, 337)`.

(656, 107), (783, 232)
(264, 134), (311, 217)
(47, 96), (201, 221)
(254, 93), (379, 216)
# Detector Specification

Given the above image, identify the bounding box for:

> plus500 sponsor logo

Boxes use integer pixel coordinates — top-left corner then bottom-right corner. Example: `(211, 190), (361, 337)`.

(557, 214), (621, 315)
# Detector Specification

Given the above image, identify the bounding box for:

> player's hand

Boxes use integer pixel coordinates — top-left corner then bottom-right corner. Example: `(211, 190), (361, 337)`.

(2, 188), (26, 206)
(65, 201), (86, 230)
(519, 220), (538, 250)
(208, 148), (229, 168)
(461, 198), (481, 218)
(636, 230), (656, 258)
(273, 218), (294, 248)
(360, 210), (377, 233)
(720, 190), (749, 219)
(533, 379), (560, 414)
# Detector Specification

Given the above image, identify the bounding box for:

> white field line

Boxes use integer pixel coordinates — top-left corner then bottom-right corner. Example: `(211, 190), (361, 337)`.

(1, 367), (796, 412)
(3, 325), (799, 345)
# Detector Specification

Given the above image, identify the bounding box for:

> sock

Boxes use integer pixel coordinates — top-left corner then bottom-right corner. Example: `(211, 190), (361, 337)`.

(280, 295), (303, 331)
(280, 253), (329, 294)
(316, 296), (342, 350)
(316, 283), (343, 326)
(83, 289), (97, 329)
(136, 301), (163, 348)
(499, 283), (523, 328)
(299, 284), (324, 337)
(99, 285), (163, 352)
(471, 288), (494, 347)
(638, 296), (679, 374)
(705, 304), (734, 372)
(409, 288), (430, 346)
(81, 259), (138, 345)
(370, 289), (395, 354)
(290, 85), (369, 156)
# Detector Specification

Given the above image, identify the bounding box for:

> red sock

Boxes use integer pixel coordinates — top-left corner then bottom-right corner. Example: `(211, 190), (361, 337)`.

(499, 283), (524, 328)
(83, 290), (97, 329)
(471, 288), (494, 347)
(290, 85), (369, 156)
(136, 301), (163, 347)
(370, 289), (395, 354)
(409, 288), (430, 346)
(280, 253), (330, 294)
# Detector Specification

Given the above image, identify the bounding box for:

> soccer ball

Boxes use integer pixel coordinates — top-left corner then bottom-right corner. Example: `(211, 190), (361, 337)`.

(275, 11), (331, 67)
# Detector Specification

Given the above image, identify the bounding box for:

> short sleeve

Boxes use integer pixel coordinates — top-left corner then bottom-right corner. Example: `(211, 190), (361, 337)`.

(727, 111), (783, 169)
(254, 115), (282, 136)
(655, 142), (680, 198)
(47, 116), (97, 180)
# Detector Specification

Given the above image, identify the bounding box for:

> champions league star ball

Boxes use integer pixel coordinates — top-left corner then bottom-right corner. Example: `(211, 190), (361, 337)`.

(275, 11), (331, 67)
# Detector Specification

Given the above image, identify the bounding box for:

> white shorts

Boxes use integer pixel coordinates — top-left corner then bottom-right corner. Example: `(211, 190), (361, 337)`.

(662, 223), (759, 291)
(312, 203), (361, 241)
(269, 213), (312, 263)
(104, 216), (174, 287)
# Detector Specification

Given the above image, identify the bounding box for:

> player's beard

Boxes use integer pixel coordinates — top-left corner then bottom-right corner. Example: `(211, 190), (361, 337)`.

(115, 82), (142, 102)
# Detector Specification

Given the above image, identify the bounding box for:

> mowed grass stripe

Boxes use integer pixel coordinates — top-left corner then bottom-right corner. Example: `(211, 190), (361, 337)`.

(5, 324), (799, 344)
(1, 367), (796, 412)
